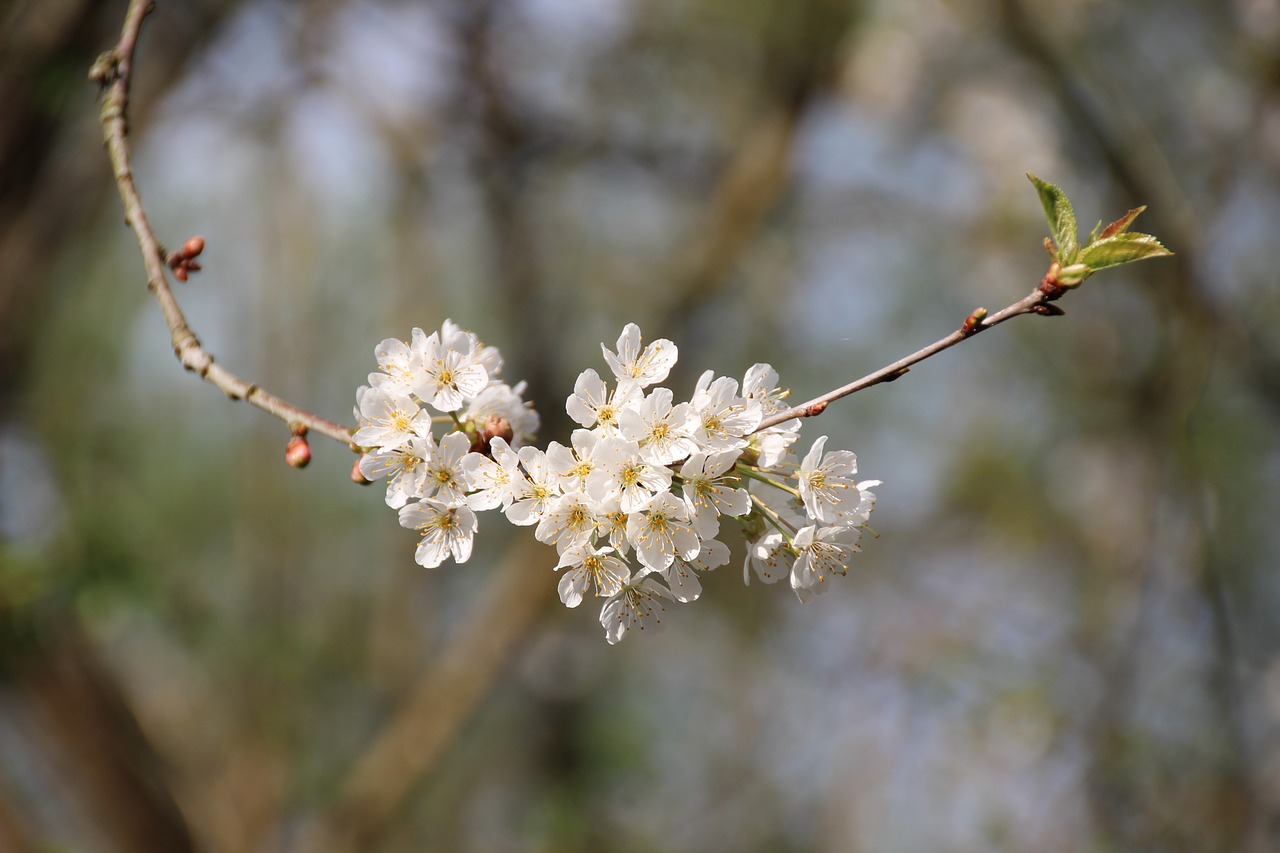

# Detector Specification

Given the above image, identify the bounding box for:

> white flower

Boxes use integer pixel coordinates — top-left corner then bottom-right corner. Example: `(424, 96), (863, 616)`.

(399, 499), (478, 568)
(601, 323), (678, 388)
(359, 436), (430, 508)
(565, 368), (640, 433)
(594, 496), (631, 556)
(368, 328), (429, 396)
(599, 573), (673, 644)
(690, 536), (729, 571)
(413, 331), (489, 412)
(741, 363), (790, 414)
(797, 435), (863, 523)
(790, 524), (863, 602)
(846, 480), (881, 526)
(505, 446), (563, 526)
(678, 449), (751, 538)
(689, 375), (762, 452)
(743, 531), (794, 586)
(555, 542), (631, 608)
(742, 490), (806, 585)
(619, 387), (699, 466)
(420, 431), (472, 506)
(742, 364), (801, 466)
(535, 492), (599, 552)
(625, 491), (700, 571)
(586, 437), (672, 513)
(660, 538), (729, 603)
(462, 436), (529, 511)
(750, 429), (799, 469)
(440, 319), (503, 377)
(545, 430), (599, 495)
(505, 381), (541, 446)
(353, 387), (432, 450)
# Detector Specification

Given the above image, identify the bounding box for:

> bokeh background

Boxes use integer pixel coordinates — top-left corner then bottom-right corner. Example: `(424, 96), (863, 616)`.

(3, 0), (1279, 850)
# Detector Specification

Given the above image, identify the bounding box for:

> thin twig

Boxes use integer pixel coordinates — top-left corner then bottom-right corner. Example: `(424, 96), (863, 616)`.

(755, 286), (1061, 432)
(94, 0), (355, 448)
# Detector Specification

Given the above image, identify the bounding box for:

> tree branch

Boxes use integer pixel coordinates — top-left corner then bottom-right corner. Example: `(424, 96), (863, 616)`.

(93, 0), (355, 449)
(756, 284), (1062, 432)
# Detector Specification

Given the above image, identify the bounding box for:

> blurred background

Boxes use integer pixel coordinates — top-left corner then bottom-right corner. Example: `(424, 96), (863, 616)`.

(2, 0), (1279, 850)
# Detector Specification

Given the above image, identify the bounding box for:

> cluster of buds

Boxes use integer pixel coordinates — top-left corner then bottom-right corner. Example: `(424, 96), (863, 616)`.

(168, 236), (205, 282)
(355, 322), (878, 644)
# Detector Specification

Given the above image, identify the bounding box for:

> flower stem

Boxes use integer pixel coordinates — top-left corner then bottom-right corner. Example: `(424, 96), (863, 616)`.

(749, 493), (798, 541)
(736, 463), (802, 500)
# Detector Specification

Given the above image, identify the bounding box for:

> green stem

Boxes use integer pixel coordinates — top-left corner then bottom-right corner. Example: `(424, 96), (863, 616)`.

(736, 463), (802, 500)
(749, 493), (798, 542)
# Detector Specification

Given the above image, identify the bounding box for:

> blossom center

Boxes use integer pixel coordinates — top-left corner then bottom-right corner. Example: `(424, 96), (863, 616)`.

(424, 511), (459, 534)
(620, 463), (644, 487)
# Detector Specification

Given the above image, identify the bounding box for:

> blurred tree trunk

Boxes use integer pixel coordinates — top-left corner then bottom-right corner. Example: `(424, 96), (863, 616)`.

(0, 1), (245, 849)
(2, 625), (195, 852)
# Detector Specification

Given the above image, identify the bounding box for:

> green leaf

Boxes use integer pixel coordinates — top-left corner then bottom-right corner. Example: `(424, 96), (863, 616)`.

(1076, 232), (1172, 270)
(1027, 173), (1079, 263)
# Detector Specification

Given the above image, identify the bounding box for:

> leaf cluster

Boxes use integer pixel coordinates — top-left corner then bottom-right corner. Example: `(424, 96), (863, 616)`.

(1027, 173), (1172, 287)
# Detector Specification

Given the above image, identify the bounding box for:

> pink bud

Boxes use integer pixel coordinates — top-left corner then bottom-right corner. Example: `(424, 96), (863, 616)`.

(182, 236), (205, 258)
(351, 457), (372, 485)
(482, 416), (513, 446)
(285, 435), (311, 468)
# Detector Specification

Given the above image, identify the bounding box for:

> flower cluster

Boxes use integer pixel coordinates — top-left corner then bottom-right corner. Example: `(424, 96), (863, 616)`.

(353, 320), (539, 565)
(355, 322), (879, 644)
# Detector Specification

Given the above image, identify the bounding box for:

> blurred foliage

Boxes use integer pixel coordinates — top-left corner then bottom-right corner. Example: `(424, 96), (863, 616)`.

(3, 0), (1280, 850)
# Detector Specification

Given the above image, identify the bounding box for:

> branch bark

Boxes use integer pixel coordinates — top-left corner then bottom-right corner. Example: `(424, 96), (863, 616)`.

(94, 0), (355, 448)
(756, 285), (1062, 432)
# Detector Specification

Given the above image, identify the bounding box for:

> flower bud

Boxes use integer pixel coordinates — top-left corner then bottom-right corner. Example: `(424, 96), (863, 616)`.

(351, 457), (372, 485)
(182, 236), (205, 258)
(467, 416), (514, 455)
(285, 435), (311, 468)
(482, 416), (512, 446)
